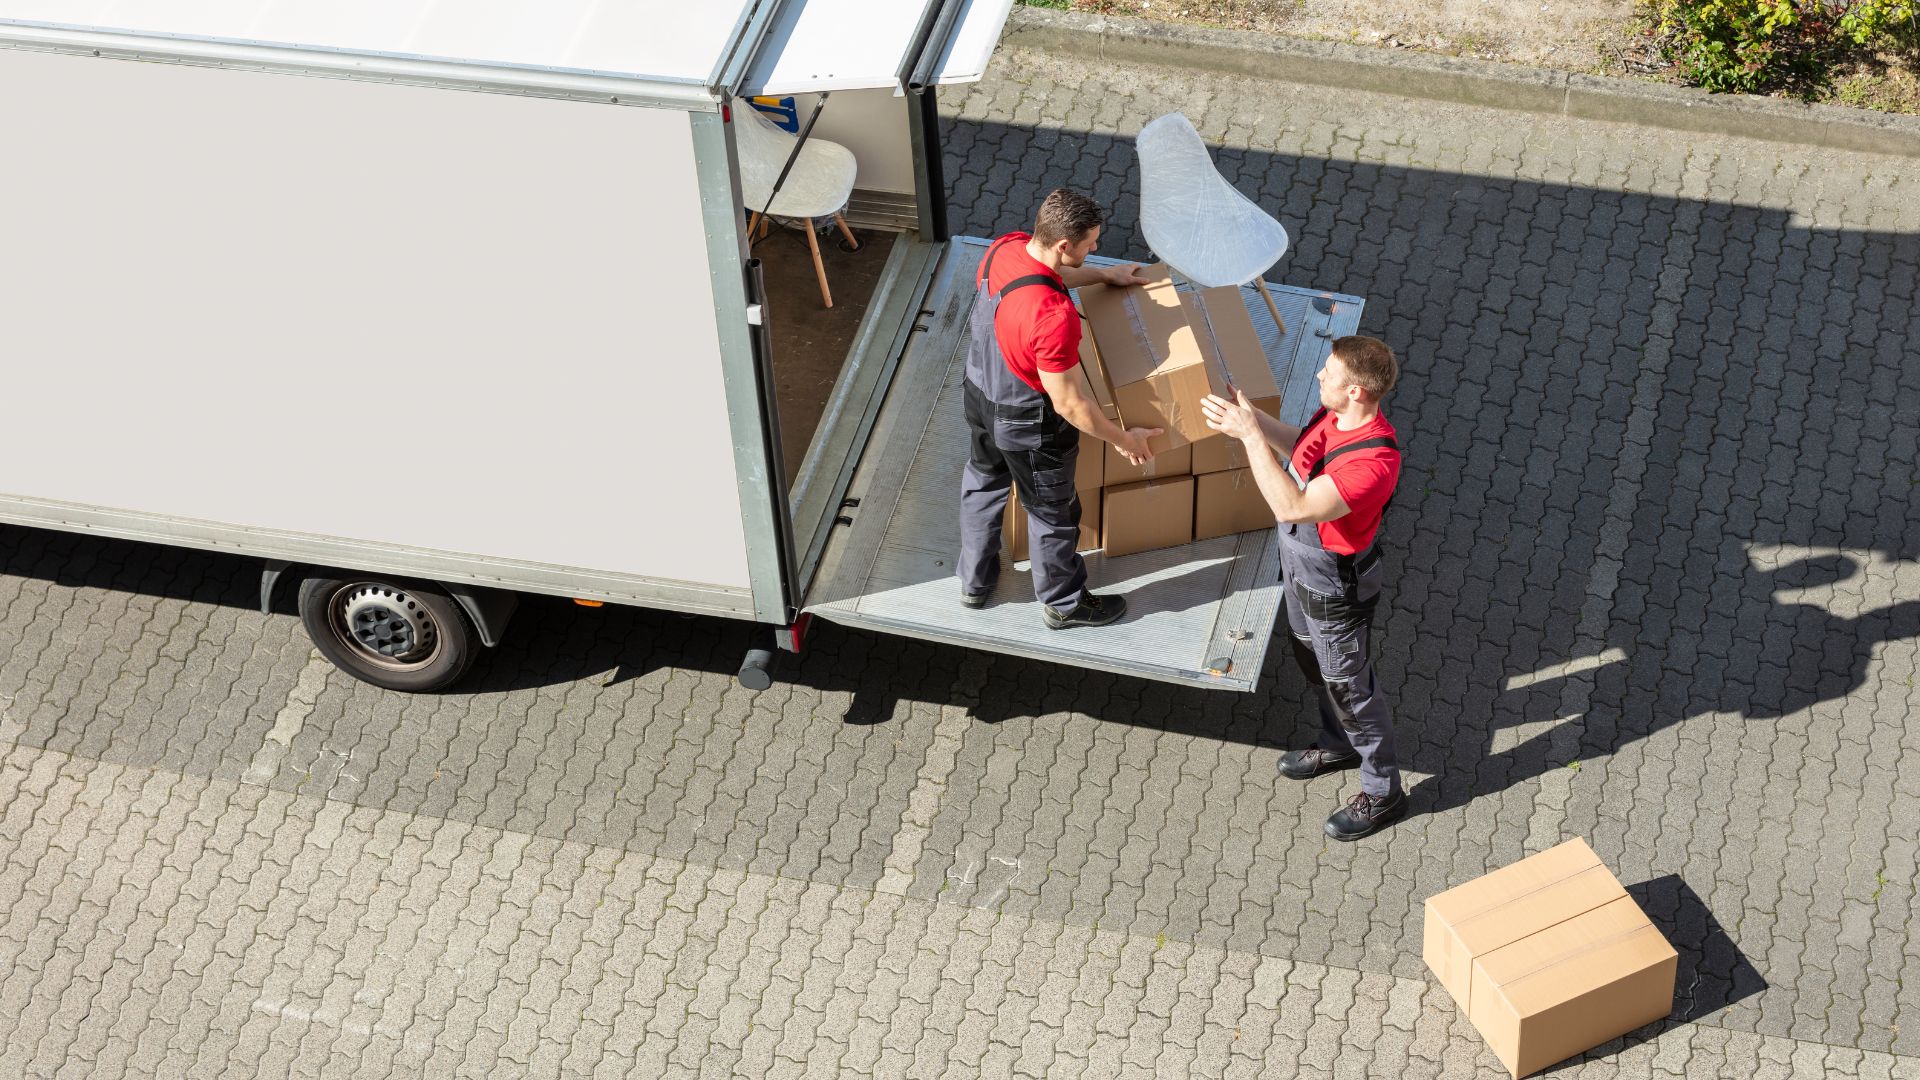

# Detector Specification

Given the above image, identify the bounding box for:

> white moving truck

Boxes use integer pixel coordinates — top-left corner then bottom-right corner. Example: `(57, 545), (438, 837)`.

(0, 0), (1363, 693)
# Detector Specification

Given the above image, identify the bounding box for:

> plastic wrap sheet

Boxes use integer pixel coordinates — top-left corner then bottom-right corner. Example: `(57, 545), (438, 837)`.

(1136, 112), (1289, 288)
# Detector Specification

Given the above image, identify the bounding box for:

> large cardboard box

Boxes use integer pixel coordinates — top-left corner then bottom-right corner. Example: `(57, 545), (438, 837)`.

(1194, 469), (1274, 541)
(1074, 323), (1120, 420)
(1079, 265), (1265, 454)
(1101, 476), (1195, 558)
(1190, 318), (1283, 473)
(1423, 838), (1677, 1078)
(1104, 439), (1192, 487)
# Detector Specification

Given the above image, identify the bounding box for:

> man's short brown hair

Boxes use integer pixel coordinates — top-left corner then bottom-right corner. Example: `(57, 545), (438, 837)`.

(1032, 188), (1104, 248)
(1332, 336), (1398, 400)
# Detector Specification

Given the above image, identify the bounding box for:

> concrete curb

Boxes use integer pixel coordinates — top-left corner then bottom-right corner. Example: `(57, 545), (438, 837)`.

(1003, 7), (1920, 158)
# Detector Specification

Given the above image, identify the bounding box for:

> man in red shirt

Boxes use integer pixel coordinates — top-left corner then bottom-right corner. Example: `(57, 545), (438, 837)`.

(958, 189), (1161, 628)
(1202, 337), (1406, 840)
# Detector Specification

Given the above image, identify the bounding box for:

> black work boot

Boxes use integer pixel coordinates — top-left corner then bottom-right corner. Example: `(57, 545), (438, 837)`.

(1277, 747), (1360, 781)
(1325, 790), (1407, 842)
(1042, 591), (1127, 629)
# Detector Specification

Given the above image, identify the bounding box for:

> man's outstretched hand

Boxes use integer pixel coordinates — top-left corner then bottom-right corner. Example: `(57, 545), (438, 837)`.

(1100, 263), (1151, 289)
(1115, 426), (1164, 466)
(1202, 390), (1263, 444)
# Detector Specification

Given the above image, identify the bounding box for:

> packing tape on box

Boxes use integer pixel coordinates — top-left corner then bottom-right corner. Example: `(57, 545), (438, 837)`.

(1184, 287), (1238, 397)
(1491, 921), (1666, 991)
(1453, 863), (1618, 930)
(1121, 290), (1162, 367)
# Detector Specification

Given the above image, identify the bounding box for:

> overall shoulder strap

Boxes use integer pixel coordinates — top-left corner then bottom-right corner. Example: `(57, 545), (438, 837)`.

(978, 236), (1010, 287)
(1308, 435), (1404, 517)
(996, 273), (1068, 300)
(1306, 436), (1400, 480)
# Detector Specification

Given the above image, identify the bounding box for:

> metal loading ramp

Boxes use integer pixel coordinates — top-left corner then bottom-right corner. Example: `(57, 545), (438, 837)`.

(805, 238), (1364, 691)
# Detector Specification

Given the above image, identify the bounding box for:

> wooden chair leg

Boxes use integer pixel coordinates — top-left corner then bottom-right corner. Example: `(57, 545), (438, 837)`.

(834, 212), (859, 251)
(747, 211), (764, 243)
(804, 218), (832, 308)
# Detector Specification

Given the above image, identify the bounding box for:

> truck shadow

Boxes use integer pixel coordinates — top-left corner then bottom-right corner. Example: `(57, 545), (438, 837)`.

(3, 115), (1917, 831)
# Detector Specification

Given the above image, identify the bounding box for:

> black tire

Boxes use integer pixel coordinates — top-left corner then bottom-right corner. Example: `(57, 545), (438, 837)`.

(297, 574), (478, 692)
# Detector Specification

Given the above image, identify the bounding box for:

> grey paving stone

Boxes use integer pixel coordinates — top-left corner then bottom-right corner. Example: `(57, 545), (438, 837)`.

(2, 28), (1918, 1080)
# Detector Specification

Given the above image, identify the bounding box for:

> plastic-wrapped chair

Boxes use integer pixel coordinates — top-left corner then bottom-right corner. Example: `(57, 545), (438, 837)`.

(1136, 112), (1293, 331)
(734, 100), (860, 308)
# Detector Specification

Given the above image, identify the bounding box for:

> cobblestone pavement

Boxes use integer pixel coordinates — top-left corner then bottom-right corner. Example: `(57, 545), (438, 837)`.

(4, 41), (1920, 1080)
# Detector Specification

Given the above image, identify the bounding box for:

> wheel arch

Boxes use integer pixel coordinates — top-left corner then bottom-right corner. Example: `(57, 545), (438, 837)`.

(263, 561), (519, 647)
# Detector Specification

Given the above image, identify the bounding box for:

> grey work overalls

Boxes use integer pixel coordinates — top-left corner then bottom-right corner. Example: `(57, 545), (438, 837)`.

(956, 239), (1088, 613)
(1281, 407), (1403, 797)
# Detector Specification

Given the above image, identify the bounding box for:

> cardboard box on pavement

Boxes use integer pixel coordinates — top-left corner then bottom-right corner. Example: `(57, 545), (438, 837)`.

(1423, 838), (1677, 1078)
(1100, 476), (1195, 558)
(1194, 469), (1275, 541)
(1079, 265), (1265, 454)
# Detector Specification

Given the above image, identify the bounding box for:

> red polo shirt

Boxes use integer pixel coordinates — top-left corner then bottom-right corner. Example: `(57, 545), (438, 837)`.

(1290, 409), (1400, 555)
(978, 233), (1081, 392)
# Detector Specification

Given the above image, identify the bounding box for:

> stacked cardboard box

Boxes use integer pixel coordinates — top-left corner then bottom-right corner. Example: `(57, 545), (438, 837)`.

(1423, 838), (1678, 1078)
(1000, 269), (1286, 563)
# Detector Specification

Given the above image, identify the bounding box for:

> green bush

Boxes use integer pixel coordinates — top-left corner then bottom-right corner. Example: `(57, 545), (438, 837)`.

(1650, 1), (1849, 95)
(1650, 1), (1919, 96)
(1838, 0), (1919, 46)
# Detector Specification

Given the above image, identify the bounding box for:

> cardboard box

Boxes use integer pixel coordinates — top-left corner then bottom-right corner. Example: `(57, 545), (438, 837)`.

(1423, 839), (1677, 1078)
(1190, 318), (1283, 473)
(1074, 324), (1120, 420)
(1194, 469), (1274, 541)
(1104, 439), (1192, 487)
(1101, 476), (1195, 558)
(1079, 265), (1264, 454)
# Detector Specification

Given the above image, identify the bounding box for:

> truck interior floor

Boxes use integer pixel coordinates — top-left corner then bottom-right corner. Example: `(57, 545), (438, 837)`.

(755, 222), (895, 488)
(804, 240), (1366, 691)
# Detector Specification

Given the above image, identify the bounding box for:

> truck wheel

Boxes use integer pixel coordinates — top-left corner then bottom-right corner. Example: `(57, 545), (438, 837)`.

(297, 575), (478, 692)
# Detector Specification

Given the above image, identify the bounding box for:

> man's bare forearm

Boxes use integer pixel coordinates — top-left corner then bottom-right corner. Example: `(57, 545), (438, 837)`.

(1058, 397), (1130, 447)
(1057, 264), (1110, 289)
(1244, 436), (1311, 523)
(1257, 412), (1303, 457)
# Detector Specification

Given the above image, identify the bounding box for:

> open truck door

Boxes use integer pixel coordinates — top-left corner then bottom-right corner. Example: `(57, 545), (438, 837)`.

(803, 239), (1365, 691)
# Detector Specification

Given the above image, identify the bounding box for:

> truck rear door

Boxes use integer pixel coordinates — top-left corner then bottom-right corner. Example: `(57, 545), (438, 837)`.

(803, 238), (1365, 691)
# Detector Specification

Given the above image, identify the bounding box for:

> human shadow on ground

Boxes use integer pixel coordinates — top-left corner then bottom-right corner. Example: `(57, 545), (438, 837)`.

(943, 118), (1920, 821)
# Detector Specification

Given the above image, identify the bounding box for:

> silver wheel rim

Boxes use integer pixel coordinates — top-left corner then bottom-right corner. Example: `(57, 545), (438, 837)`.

(327, 583), (441, 671)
